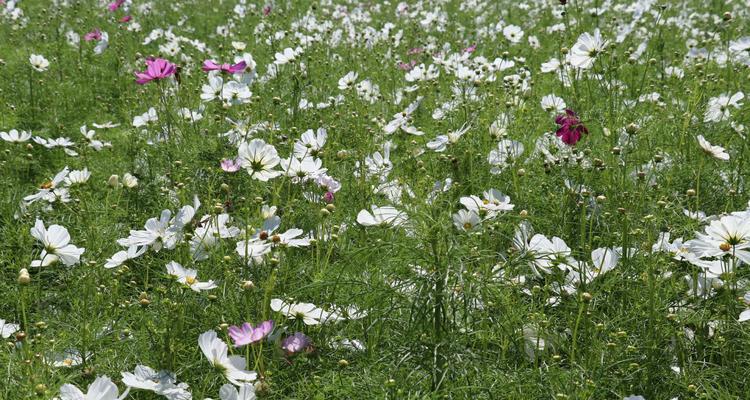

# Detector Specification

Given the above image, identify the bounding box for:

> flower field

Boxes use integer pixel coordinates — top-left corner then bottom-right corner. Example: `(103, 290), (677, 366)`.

(1, 0), (750, 398)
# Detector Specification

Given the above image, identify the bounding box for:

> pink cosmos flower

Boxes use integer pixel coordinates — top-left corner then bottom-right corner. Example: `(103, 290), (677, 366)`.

(107, 0), (125, 12)
(463, 44), (477, 53)
(281, 332), (312, 354)
(228, 320), (274, 347)
(134, 58), (177, 85)
(554, 109), (588, 146)
(407, 47), (423, 55)
(398, 60), (417, 71)
(84, 29), (102, 42)
(263, 5), (272, 16)
(220, 158), (241, 172)
(202, 60), (247, 74)
(119, 15), (132, 23)
(323, 191), (335, 204)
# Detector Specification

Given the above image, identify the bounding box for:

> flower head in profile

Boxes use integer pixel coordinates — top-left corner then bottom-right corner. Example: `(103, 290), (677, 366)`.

(121, 365), (191, 400)
(198, 330), (258, 385)
(135, 57), (177, 85)
(228, 320), (274, 347)
(697, 135), (729, 161)
(281, 332), (312, 355)
(356, 205), (408, 227)
(166, 261), (217, 292)
(554, 109), (588, 145)
(220, 158), (241, 172)
(203, 60), (247, 74)
(270, 299), (327, 325)
(1, 319), (20, 339)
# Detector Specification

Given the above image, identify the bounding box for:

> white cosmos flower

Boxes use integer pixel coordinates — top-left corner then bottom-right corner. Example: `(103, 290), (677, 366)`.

(686, 214), (750, 264)
(198, 331), (257, 385)
(356, 205), (408, 227)
(293, 128), (327, 158)
(1, 129), (32, 143)
(121, 365), (191, 400)
(221, 81), (252, 105)
(64, 168), (91, 185)
(270, 299), (328, 325)
(30, 219), (85, 267)
(568, 30), (608, 69)
(503, 25), (524, 43)
(29, 54), (50, 72)
(201, 75), (223, 102)
(93, 32), (109, 55)
(117, 204), (196, 252)
(487, 140), (525, 174)
(540, 94), (566, 113)
(238, 139), (281, 181)
(133, 108), (158, 127)
(459, 189), (515, 218)
(1, 319), (20, 338)
(697, 135), (729, 160)
(426, 124), (470, 152)
(453, 209), (481, 232)
(48, 349), (85, 368)
(280, 156), (326, 182)
(122, 173), (139, 188)
(235, 239), (272, 265)
(274, 47), (300, 65)
(338, 71), (358, 90)
(704, 92), (744, 123)
(59, 375), (129, 400)
(527, 234), (577, 276)
(24, 166), (71, 204)
(166, 261), (216, 292)
(105, 245), (147, 269)
(219, 384), (256, 400)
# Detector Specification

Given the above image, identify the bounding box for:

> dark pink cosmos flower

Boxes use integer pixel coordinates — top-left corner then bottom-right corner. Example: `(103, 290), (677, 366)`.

(281, 332), (312, 354)
(554, 109), (588, 145)
(220, 158), (241, 172)
(228, 320), (274, 347)
(262, 5), (272, 16)
(323, 191), (334, 204)
(119, 15), (132, 23)
(108, 0), (125, 12)
(134, 58), (177, 84)
(202, 60), (247, 74)
(84, 29), (102, 42)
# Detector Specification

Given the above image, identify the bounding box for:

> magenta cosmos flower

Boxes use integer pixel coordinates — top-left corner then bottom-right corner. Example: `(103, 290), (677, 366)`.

(134, 58), (177, 85)
(107, 0), (125, 11)
(554, 109), (588, 145)
(202, 60), (247, 74)
(84, 29), (102, 42)
(228, 320), (274, 347)
(281, 332), (312, 354)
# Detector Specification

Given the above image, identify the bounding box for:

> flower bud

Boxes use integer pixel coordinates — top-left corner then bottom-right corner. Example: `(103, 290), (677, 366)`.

(18, 268), (31, 285)
(107, 174), (120, 187)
